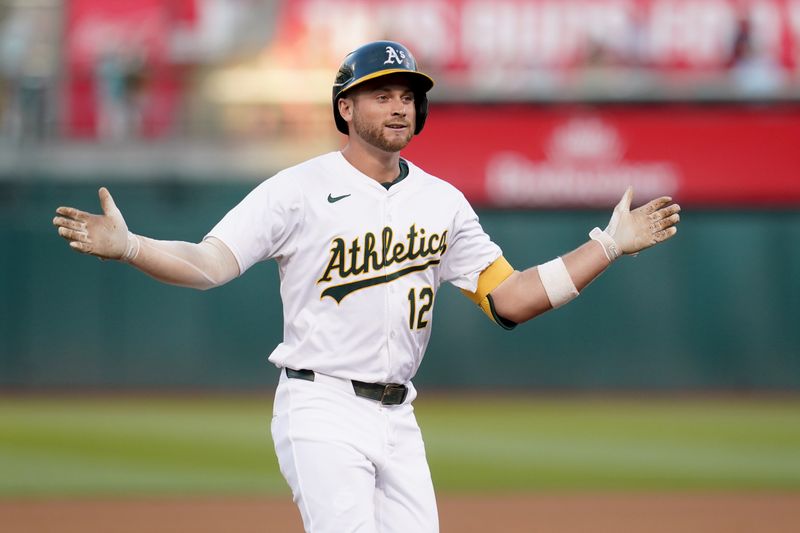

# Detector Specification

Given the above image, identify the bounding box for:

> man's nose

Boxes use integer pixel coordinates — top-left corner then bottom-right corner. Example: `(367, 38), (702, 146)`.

(390, 97), (407, 115)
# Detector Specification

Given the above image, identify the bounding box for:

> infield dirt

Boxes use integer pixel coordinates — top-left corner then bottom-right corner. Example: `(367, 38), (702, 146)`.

(2, 493), (798, 533)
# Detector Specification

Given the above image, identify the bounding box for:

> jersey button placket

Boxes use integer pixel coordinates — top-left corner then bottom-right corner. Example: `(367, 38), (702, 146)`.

(382, 195), (393, 375)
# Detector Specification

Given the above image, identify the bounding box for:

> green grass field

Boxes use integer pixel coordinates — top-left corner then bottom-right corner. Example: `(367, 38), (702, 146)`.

(1, 394), (799, 497)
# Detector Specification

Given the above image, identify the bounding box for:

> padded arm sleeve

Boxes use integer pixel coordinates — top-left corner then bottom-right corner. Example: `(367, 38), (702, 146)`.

(460, 256), (517, 330)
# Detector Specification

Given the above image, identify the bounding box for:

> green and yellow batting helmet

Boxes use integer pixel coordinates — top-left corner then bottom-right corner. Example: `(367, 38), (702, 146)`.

(332, 41), (435, 135)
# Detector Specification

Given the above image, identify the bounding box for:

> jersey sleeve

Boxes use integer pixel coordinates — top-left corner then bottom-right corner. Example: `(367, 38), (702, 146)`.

(441, 194), (517, 330)
(204, 173), (305, 274)
(439, 194), (503, 292)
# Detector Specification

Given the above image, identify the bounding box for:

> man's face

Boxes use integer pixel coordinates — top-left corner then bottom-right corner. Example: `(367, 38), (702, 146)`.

(342, 76), (417, 152)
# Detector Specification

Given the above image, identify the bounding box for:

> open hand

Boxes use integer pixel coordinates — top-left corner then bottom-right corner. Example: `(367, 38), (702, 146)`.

(606, 186), (680, 255)
(53, 187), (130, 260)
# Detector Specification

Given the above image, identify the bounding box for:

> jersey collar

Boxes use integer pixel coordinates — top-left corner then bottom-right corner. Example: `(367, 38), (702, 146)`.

(333, 151), (413, 195)
(381, 158), (409, 190)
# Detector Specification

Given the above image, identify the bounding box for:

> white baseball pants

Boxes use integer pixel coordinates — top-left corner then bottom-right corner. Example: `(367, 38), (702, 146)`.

(271, 370), (439, 533)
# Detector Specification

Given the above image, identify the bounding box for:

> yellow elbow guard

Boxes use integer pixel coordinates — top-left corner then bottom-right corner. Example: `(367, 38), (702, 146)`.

(460, 256), (517, 330)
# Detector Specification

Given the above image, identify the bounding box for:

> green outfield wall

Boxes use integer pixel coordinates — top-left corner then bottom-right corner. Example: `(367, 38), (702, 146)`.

(1, 181), (798, 390)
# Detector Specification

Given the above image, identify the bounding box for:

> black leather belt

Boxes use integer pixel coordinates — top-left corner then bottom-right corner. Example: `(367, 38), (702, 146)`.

(285, 368), (408, 406)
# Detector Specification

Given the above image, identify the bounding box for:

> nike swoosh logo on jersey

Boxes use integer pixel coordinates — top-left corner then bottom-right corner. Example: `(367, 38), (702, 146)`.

(327, 193), (351, 203)
(321, 259), (441, 303)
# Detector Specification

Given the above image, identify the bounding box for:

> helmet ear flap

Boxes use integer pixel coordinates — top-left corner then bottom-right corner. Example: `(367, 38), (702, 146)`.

(415, 93), (429, 135)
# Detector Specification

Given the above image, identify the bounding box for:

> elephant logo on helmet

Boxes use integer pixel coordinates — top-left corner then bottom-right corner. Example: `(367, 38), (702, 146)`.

(384, 46), (407, 65)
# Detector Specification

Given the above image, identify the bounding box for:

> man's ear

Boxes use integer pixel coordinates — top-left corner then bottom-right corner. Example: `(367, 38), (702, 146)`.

(338, 97), (354, 125)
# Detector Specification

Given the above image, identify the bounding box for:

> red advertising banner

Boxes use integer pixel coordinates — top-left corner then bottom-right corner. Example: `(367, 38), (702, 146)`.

(402, 105), (800, 207)
(273, 0), (800, 75)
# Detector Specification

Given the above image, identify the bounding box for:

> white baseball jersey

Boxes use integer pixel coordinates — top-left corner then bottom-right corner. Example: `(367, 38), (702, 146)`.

(207, 151), (503, 384)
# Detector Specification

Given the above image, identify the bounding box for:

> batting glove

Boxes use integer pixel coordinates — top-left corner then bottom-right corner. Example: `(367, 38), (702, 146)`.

(53, 187), (139, 262)
(590, 186), (680, 261)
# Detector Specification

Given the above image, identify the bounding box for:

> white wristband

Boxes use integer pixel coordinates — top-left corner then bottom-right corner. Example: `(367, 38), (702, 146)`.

(537, 257), (579, 308)
(589, 227), (621, 262)
(121, 232), (141, 263)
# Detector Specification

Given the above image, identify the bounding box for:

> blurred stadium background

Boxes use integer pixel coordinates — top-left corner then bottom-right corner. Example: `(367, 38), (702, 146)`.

(0, 0), (799, 531)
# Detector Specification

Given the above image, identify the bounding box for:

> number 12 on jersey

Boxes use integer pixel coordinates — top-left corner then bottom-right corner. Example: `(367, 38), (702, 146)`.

(408, 287), (434, 329)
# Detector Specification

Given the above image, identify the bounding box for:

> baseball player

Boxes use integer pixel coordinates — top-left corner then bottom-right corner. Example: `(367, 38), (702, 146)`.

(53, 41), (680, 533)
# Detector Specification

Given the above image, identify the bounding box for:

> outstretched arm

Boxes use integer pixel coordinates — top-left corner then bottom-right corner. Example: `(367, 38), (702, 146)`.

(53, 187), (240, 290)
(491, 187), (680, 324)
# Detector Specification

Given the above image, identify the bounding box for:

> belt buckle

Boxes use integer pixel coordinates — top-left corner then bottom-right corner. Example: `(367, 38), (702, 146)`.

(380, 384), (407, 405)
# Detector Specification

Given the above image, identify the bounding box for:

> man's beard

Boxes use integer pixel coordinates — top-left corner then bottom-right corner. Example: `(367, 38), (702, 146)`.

(352, 114), (413, 152)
